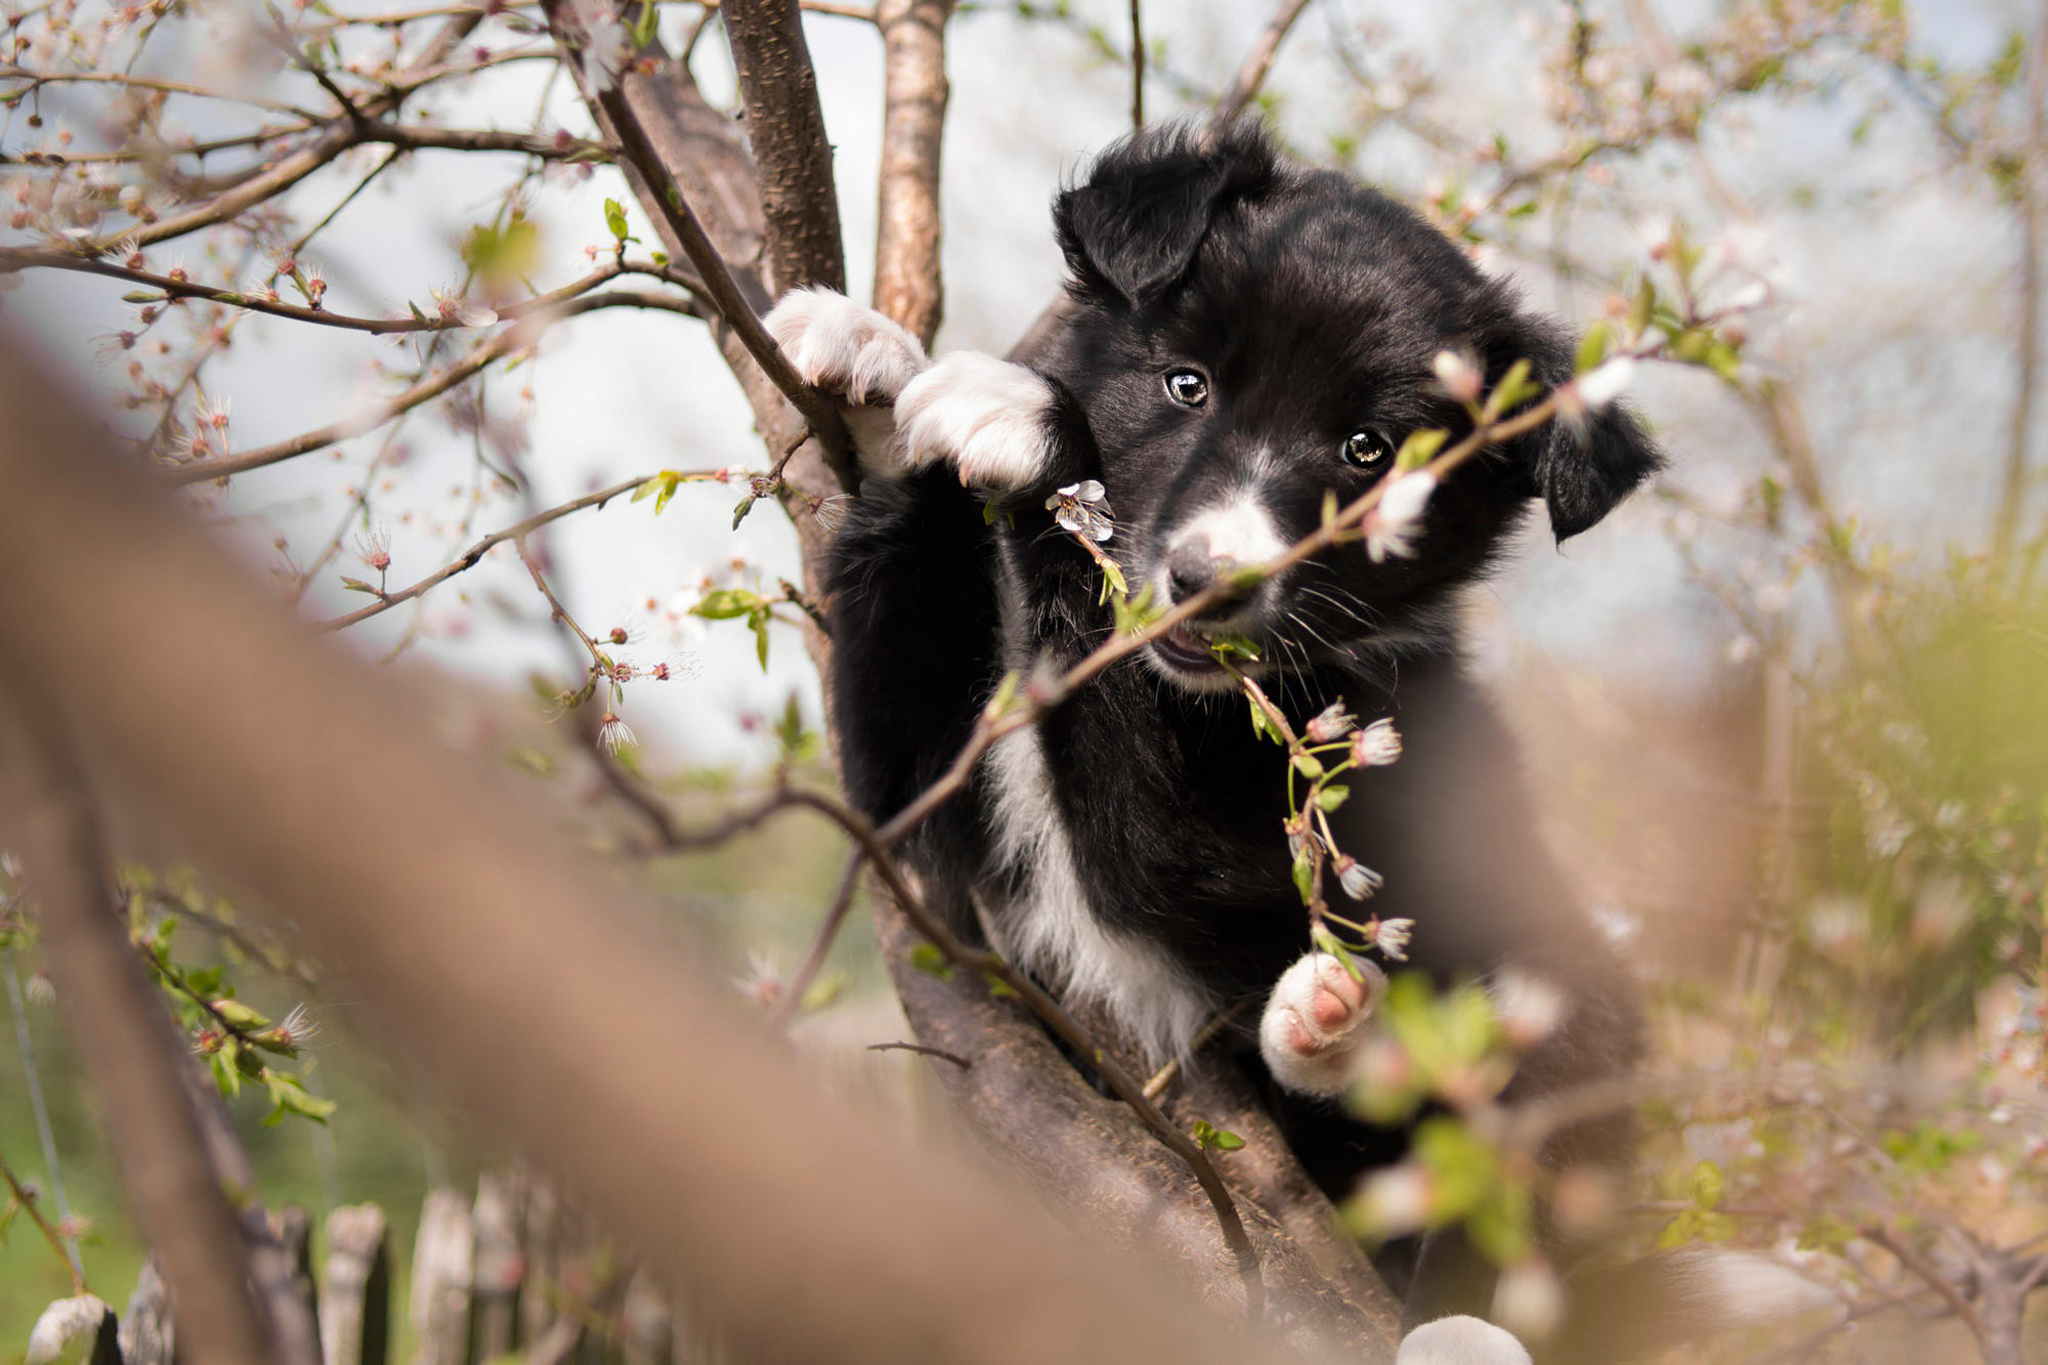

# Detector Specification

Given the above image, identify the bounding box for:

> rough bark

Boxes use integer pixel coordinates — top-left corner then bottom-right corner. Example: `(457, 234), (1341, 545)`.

(873, 0), (954, 345)
(879, 908), (1403, 1360)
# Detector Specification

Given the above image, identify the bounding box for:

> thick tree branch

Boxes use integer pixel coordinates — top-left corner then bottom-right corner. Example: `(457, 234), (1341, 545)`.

(0, 693), (274, 1365)
(540, 0), (856, 492)
(872, 0), (953, 346)
(717, 0), (849, 297)
(0, 330), (1308, 1365)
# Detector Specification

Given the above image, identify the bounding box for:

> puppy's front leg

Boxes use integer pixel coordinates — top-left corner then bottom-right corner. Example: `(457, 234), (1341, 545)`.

(893, 352), (1066, 492)
(1258, 951), (1389, 1096)
(763, 287), (930, 474)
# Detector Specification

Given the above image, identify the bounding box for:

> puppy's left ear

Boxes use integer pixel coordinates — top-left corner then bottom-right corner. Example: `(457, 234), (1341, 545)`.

(1494, 312), (1665, 542)
(1055, 121), (1278, 308)
(1530, 398), (1664, 542)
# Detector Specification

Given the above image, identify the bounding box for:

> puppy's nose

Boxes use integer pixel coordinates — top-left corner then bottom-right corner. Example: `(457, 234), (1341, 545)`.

(1165, 542), (1237, 613)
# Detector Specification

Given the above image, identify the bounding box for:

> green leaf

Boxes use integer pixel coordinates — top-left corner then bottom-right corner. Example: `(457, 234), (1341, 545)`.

(750, 610), (771, 670)
(1393, 428), (1448, 473)
(1291, 848), (1316, 904)
(339, 577), (379, 595)
(985, 670), (1022, 719)
(603, 197), (633, 243)
(629, 0), (659, 50)
(799, 973), (845, 1012)
(732, 495), (757, 529)
(907, 942), (954, 981)
(1575, 321), (1612, 374)
(1113, 583), (1163, 636)
(1489, 358), (1536, 414)
(1311, 924), (1365, 981)
(1628, 275), (1656, 339)
(983, 972), (1017, 999)
(692, 588), (762, 620)
(1689, 1160), (1724, 1211)
(653, 474), (680, 515)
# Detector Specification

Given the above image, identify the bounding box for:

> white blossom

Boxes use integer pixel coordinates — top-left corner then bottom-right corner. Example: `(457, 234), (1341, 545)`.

(1373, 917), (1414, 961)
(1046, 480), (1114, 542)
(1305, 701), (1356, 743)
(1364, 473), (1435, 563)
(1336, 855), (1383, 901)
(1432, 349), (1482, 404)
(1351, 717), (1403, 767)
(1575, 356), (1636, 411)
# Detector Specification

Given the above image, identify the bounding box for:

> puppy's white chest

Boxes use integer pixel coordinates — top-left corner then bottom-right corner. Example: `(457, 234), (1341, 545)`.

(982, 727), (1212, 1065)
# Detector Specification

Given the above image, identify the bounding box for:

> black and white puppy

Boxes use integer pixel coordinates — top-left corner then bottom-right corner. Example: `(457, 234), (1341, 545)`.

(767, 123), (1765, 1361)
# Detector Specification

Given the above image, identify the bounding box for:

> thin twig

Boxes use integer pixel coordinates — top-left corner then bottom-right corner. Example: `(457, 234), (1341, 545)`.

(0, 1145), (85, 1294)
(2, 951), (82, 1281)
(317, 472), (727, 630)
(1213, 0), (1313, 125)
(167, 291), (695, 484)
(867, 1041), (970, 1066)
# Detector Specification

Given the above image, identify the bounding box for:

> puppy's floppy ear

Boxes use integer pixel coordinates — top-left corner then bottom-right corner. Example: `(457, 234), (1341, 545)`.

(1054, 121), (1277, 308)
(1491, 310), (1665, 542)
(1533, 397), (1663, 541)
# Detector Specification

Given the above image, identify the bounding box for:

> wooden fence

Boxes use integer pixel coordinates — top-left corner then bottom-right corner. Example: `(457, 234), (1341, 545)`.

(26, 1173), (692, 1365)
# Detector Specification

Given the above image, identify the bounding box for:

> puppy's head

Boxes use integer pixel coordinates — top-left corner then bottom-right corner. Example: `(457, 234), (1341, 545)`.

(1051, 122), (1662, 690)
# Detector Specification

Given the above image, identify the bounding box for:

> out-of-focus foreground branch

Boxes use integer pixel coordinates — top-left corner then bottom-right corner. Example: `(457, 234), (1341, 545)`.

(0, 330), (1323, 1365)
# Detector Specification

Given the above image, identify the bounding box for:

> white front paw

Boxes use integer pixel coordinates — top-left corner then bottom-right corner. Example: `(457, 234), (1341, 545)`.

(763, 286), (929, 405)
(1396, 1317), (1533, 1365)
(892, 352), (1059, 490)
(1258, 951), (1387, 1097)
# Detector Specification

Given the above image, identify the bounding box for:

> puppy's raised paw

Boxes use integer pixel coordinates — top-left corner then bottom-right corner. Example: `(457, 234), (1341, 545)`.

(892, 352), (1060, 490)
(1258, 950), (1387, 1097)
(1395, 1316), (1532, 1365)
(764, 286), (928, 406)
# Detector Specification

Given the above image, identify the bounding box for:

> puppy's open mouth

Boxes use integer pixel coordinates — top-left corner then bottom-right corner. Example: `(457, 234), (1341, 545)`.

(1150, 626), (1231, 674)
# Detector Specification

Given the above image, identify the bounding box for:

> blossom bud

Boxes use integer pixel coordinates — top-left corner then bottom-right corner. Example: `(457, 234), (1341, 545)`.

(1305, 701), (1356, 744)
(1351, 718), (1402, 767)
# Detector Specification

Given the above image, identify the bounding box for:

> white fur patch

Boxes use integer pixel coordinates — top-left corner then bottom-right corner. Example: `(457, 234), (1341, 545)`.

(763, 287), (928, 474)
(764, 286), (928, 404)
(1168, 486), (1287, 571)
(893, 352), (1059, 490)
(984, 727), (1213, 1065)
(1257, 951), (1387, 1096)
(1396, 1316), (1533, 1365)
(1675, 1250), (1834, 1323)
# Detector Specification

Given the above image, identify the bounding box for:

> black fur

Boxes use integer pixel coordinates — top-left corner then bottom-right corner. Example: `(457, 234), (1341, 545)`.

(826, 123), (1665, 1356)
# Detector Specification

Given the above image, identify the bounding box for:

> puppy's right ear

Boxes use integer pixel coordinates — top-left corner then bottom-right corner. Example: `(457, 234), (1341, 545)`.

(1054, 121), (1277, 308)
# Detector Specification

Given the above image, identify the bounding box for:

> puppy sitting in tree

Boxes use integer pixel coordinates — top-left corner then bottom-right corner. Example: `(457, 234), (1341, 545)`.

(766, 122), (1727, 1362)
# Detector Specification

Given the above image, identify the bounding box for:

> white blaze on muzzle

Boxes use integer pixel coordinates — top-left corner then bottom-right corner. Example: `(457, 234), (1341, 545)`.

(1163, 485), (1288, 588)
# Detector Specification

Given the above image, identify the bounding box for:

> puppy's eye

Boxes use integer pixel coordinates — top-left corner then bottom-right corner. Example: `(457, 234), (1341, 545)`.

(1164, 369), (1210, 407)
(1341, 429), (1394, 469)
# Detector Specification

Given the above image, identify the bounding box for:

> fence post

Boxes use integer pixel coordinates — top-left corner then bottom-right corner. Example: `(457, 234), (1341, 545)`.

(118, 1257), (174, 1365)
(471, 1172), (525, 1360)
(410, 1188), (472, 1365)
(320, 1203), (390, 1365)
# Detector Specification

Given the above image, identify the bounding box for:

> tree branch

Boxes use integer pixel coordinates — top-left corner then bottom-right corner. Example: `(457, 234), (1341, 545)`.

(872, 0), (953, 346)
(717, 0), (849, 297)
(0, 691), (274, 1364)
(1215, 0), (1314, 125)
(166, 291), (694, 484)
